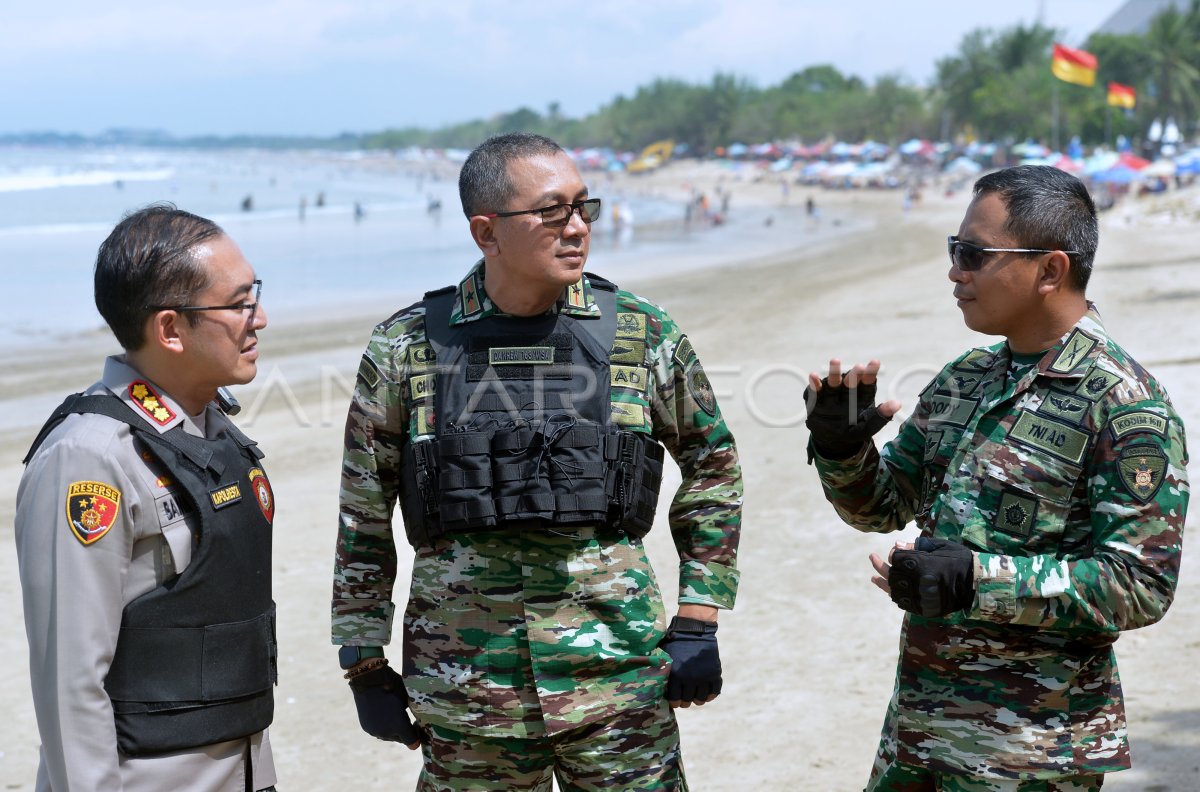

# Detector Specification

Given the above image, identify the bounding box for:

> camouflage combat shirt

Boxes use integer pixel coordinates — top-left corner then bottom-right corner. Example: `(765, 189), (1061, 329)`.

(333, 263), (743, 738)
(814, 305), (1188, 780)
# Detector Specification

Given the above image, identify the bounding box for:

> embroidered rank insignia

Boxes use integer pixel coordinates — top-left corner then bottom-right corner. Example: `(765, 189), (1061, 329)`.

(1048, 331), (1097, 375)
(461, 274), (483, 317)
(248, 467), (274, 523)
(565, 278), (587, 309)
(672, 335), (697, 368)
(615, 312), (646, 340)
(66, 481), (121, 545)
(1118, 444), (1167, 503)
(209, 482), (243, 510)
(1076, 370), (1120, 399)
(129, 380), (176, 425)
(611, 400), (646, 428)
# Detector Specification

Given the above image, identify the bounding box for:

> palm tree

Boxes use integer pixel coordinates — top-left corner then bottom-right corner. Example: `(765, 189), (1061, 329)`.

(1143, 5), (1200, 136)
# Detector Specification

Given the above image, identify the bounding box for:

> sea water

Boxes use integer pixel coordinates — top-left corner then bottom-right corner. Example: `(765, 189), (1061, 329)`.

(0, 147), (694, 349)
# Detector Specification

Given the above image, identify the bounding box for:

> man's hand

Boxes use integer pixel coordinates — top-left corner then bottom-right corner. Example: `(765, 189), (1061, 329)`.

(659, 616), (722, 709)
(873, 537), (975, 617)
(804, 359), (902, 459)
(348, 664), (422, 749)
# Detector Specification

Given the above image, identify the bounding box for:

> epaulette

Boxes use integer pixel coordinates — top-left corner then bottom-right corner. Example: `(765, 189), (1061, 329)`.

(584, 272), (617, 292)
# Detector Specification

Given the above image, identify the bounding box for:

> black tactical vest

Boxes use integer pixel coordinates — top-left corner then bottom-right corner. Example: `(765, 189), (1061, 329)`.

(397, 276), (664, 547)
(26, 394), (276, 756)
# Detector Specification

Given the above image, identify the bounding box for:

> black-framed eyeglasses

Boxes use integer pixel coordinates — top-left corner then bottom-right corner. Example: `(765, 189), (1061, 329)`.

(947, 236), (1077, 272)
(148, 280), (262, 314)
(483, 198), (602, 228)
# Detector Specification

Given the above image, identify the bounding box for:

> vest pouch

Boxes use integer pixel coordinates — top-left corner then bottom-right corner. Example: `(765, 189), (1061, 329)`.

(436, 431), (497, 532)
(491, 426), (557, 522)
(606, 431), (666, 537)
(545, 420), (610, 524)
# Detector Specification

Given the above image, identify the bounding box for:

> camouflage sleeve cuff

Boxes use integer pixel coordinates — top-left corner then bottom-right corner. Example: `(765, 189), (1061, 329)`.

(678, 560), (739, 610)
(970, 552), (1018, 622)
(331, 598), (397, 645)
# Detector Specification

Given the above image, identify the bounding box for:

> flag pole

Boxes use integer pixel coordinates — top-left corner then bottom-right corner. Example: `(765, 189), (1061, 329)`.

(1052, 80), (1060, 152)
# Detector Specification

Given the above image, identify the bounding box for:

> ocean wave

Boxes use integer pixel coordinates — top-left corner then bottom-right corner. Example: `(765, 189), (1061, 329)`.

(0, 167), (175, 193)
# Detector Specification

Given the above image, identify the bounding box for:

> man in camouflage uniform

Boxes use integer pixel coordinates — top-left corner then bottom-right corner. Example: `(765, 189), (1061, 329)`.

(332, 133), (742, 790)
(804, 165), (1188, 791)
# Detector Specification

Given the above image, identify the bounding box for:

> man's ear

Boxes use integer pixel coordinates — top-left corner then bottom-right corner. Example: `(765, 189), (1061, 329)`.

(469, 216), (500, 257)
(147, 311), (186, 354)
(1037, 250), (1073, 295)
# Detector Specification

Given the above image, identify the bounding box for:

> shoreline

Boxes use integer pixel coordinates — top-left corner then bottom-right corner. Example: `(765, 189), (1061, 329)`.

(0, 164), (1197, 790)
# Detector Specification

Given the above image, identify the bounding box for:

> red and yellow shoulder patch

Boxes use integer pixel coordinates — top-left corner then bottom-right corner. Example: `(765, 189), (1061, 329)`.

(66, 481), (122, 545)
(248, 467), (274, 524)
(129, 380), (176, 425)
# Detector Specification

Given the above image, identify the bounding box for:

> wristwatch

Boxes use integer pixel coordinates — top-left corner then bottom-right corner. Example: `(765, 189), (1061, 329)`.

(338, 645), (384, 669)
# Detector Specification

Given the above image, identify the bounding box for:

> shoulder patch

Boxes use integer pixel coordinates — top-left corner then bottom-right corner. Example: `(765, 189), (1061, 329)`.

(1118, 444), (1168, 503)
(357, 355), (382, 391)
(1110, 411), (1168, 442)
(129, 380), (175, 425)
(66, 481), (121, 545)
(955, 348), (998, 372)
(248, 467), (274, 523)
(687, 364), (717, 416)
(406, 342), (436, 370)
(672, 335), (697, 368)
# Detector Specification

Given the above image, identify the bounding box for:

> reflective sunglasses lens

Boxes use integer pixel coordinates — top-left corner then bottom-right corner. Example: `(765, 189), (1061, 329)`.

(580, 199), (601, 223)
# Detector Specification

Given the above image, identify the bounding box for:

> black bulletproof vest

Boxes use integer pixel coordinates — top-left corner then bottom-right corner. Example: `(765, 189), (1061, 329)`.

(26, 394), (276, 756)
(397, 278), (665, 547)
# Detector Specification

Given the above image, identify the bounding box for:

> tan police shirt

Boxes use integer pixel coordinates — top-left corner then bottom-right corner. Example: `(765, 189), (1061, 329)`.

(15, 356), (276, 792)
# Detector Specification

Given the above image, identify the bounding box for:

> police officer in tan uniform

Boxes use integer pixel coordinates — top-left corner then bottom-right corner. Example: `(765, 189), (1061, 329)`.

(16, 204), (278, 791)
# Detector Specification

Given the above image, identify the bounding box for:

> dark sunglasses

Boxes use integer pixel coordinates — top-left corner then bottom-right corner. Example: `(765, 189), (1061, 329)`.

(947, 236), (1077, 272)
(484, 198), (602, 228)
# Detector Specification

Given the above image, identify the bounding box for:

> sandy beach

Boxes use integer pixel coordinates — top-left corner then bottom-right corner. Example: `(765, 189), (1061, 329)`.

(1, 161), (1196, 790)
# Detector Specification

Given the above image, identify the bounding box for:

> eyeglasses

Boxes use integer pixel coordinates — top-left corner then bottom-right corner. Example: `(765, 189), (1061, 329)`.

(947, 236), (1077, 272)
(484, 198), (602, 228)
(149, 280), (262, 314)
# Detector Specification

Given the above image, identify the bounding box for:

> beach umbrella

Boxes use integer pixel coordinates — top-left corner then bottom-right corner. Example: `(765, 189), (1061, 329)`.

(1093, 164), (1143, 184)
(1141, 159), (1177, 178)
(944, 156), (982, 175)
(727, 142), (748, 157)
(1116, 152), (1151, 170)
(1011, 140), (1050, 158)
(768, 157), (793, 172)
(1050, 155), (1084, 174)
(1083, 152), (1119, 175)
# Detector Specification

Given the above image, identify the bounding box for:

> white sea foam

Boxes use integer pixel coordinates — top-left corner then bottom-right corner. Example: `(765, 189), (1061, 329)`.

(0, 167), (175, 193)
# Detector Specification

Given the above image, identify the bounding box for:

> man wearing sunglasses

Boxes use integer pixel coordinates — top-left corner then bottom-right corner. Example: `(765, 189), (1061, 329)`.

(333, 132), (742, 789)
(804, 165), (1187, 791)
(16, 204), (278, 791)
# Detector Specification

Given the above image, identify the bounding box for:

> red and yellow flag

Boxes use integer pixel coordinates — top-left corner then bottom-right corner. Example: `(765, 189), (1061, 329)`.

(1107, 81), (1136, 109)
(1051, 43), (1097, 87)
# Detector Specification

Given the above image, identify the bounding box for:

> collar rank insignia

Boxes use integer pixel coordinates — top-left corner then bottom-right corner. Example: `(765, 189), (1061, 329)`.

(66, 481), (121, 545)
(248, 467), (274, 523)
(129, 380), (176, 425)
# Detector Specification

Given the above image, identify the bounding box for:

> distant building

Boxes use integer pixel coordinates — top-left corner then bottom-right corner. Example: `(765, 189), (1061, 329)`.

(1095, 0), (1189, 35)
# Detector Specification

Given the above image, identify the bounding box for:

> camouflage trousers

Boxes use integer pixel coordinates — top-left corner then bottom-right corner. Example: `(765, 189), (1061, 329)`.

(416, 700), (687, 791)
(866, 755), (1104, 791)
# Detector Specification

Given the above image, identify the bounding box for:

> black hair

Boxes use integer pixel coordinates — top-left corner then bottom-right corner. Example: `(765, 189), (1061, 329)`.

(94, 203), (224, 350)
(458, 133), (565, 218)
(973, 165), (1098, 291)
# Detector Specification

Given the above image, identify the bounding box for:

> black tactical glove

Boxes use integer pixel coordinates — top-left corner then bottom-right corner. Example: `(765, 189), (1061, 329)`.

(348, 664), (422, 745)
(659, 616), (722, 704)
(803, 377), (892, 460)
(888, 537), (975, 617)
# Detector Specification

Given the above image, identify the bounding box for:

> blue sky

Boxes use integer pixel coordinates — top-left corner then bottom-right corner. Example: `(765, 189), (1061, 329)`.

(3, 0), (1125, 137)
